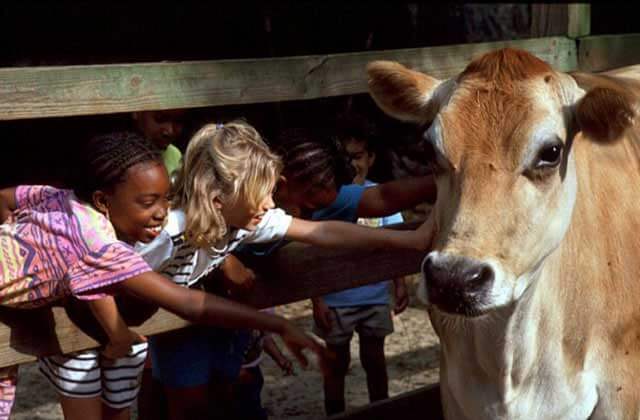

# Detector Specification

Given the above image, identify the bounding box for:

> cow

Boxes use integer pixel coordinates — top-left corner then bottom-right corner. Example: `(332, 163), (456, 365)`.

(366, 48), (640, 419)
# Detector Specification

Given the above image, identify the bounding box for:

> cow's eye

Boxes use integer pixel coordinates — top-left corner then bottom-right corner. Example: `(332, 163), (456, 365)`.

(534, 143), (563, 169)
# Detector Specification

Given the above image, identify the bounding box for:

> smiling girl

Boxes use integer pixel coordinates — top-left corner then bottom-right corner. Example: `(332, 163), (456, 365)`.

(0, 132), (324, 420)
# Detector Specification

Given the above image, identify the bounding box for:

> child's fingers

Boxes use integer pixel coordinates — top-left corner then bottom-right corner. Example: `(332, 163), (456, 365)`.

(289, 345), (309, 369)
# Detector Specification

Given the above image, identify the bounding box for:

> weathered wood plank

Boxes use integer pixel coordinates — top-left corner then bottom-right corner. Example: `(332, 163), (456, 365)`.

(0, 223), (426, 368)
(578, 33), (640, 72)
(530, 5), (569, 38)
(330, 383), (443, 420)
(567, 4), (591, 38)
(0, 37), (577, 120)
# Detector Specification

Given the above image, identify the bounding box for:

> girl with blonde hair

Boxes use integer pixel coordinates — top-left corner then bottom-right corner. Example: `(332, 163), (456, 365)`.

(134, 119), (435, 419)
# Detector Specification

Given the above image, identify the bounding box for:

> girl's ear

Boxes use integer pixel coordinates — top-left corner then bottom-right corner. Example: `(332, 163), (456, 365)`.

(92, 190), (109, 216)
(213, 196), (223, 210)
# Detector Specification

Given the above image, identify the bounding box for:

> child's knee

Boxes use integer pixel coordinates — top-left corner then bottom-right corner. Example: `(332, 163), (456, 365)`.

(327, 345), (351, 376)
(359, 336), (387, 371)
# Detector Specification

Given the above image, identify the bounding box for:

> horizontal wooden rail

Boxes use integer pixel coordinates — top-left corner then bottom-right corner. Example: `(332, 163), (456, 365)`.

(0, 37), (576, 120)
(0, 223), (426, 368)
(577, 33), (640, 72)
(330, 383), (443, 420)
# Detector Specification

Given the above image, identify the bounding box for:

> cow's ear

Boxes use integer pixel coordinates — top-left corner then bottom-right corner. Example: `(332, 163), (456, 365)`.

(575, 87), (637, 143)
(367, 61), (443, 124)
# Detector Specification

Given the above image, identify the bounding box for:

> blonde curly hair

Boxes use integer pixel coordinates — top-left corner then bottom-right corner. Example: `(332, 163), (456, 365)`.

(172, 120), (282, 248)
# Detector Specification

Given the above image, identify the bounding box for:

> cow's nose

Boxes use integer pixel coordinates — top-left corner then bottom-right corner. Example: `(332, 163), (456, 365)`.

(422, 254), (494, 310)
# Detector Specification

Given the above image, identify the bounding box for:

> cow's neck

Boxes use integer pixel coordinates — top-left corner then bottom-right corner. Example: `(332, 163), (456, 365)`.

(433, 260), (597, 418)
(433, 260), (566, 387)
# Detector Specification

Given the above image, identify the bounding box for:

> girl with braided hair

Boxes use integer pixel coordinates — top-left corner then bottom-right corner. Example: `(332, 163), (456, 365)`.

(133, 120), (435, 420)
(272, 125), (438, 415)
(0, 131), (323, 420)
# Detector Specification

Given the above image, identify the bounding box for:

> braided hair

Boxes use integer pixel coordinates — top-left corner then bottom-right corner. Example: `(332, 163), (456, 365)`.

(74, 131), (163, 203)
(277, 128), (355, 191)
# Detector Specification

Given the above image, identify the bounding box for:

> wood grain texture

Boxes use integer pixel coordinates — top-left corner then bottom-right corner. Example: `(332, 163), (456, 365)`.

(530, 4), (569, 38)
(329, 384), (442, 420)
(578, 34), (640, 72)
(0, 223), (426, 368)
(567, 4), (591, 38)
(0, 37), (577, 120)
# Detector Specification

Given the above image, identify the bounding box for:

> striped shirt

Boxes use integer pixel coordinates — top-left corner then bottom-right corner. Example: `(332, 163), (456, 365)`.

(136, 208), (292, 286)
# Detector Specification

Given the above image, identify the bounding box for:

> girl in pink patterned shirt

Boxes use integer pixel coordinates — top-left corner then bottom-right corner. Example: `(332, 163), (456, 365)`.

(0, 132), (324, 420)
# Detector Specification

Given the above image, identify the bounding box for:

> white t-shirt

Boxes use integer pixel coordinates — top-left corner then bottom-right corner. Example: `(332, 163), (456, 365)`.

(135, 208), (292, 287)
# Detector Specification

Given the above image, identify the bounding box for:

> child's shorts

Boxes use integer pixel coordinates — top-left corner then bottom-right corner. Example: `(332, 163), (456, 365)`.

(149, 326), (250, 389)
(38, 342), (148, 409)
(312, 304), (394, 346)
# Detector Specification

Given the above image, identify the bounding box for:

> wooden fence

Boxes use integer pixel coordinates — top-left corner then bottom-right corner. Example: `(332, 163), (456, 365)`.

(1, 3), (638, 419)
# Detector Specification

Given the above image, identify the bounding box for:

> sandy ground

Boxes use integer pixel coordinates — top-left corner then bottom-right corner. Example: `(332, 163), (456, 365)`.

(12, 277), (440, 420)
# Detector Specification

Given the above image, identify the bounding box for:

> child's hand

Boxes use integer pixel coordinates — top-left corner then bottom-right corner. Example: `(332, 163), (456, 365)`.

(276, 356), (294, 376)
(413, 214), (438, 251)
(279, 323), (326, 372)
(102, 329), (147, 359)
(393, 278), (409, 315)
(220, 255), (256, 296)
(312, 298), (332, 333)
(0, 207), (11, 225)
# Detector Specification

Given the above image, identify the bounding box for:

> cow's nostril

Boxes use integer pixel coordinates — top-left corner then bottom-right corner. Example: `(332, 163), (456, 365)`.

(421, 254), (495, 316)
(422, 254), (494, 293)
(466, 264), (494, 291)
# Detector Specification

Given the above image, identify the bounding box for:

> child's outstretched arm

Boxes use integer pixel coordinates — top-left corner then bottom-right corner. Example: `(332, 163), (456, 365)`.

(0, 188), (17, 223)
(88, 296), (147, 359)
(117, 273), (325, 369)
(357, 175), (436, 219)
(284, 215), (436, 251)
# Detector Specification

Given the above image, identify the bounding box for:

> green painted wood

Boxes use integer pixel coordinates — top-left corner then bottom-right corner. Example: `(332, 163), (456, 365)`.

(0, 37), (577, 120)
(578, 33), (640, 72)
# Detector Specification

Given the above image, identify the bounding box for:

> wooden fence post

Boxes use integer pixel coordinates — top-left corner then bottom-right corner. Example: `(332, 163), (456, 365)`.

(530, 3), (590, 39)
(568, 4), (591, 38)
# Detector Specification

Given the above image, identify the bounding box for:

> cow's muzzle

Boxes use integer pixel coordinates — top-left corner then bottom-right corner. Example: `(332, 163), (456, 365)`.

(421, 253), (495, 317)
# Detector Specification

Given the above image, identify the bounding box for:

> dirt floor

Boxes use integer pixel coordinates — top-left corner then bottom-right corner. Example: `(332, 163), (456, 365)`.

(12, 277), (441, 420)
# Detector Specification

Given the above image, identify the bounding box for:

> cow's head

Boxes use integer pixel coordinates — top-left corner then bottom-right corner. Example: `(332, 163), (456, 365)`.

(368, 49), (637, 317)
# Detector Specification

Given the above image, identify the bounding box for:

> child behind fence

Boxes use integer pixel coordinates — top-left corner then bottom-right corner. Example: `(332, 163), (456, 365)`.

(2, 132), (324, 420)
(273, 122), (437, 415)
(136, 120), (435, 420)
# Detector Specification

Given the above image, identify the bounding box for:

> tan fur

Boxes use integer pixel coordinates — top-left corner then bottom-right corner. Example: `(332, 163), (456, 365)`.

(367, 60), (443, 124)
(368, 49), (640, 419)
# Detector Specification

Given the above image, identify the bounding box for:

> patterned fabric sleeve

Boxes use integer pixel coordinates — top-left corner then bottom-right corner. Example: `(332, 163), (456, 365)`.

(67, 242), (152, 300)
(14, 185), (61, 209)
(0, 366), (17, 420)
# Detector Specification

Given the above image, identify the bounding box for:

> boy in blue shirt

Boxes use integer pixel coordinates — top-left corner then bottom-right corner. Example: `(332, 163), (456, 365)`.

(311, 115), (409, 415)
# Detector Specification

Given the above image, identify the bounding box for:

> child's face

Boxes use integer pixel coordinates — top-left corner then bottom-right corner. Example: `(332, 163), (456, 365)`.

(133, 110), (186, 150)
(220, 187), (276, 231)
(343, 138), (375, 185)
(274, 177), (338, 218)
(97, 162), (170, 244)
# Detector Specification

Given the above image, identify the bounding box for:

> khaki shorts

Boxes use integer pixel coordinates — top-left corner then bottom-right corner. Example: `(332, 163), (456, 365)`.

(313, 305), (393, 346)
